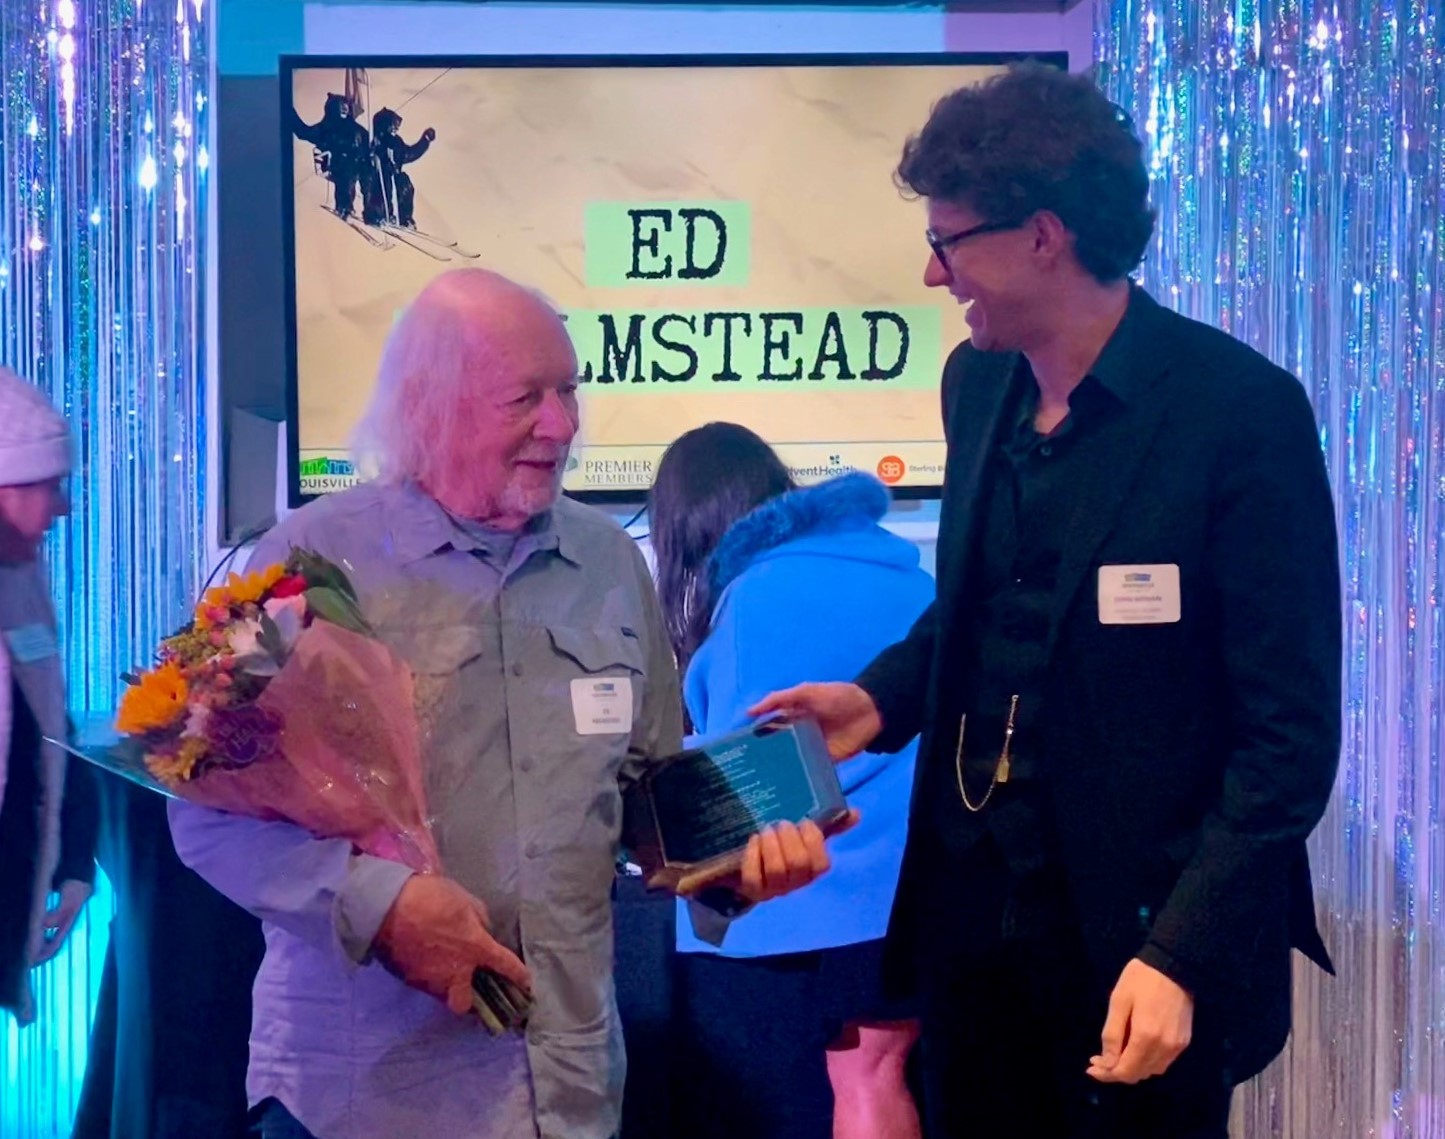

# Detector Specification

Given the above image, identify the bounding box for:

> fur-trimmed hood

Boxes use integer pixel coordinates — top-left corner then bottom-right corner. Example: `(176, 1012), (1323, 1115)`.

(708, 472), (904, 596)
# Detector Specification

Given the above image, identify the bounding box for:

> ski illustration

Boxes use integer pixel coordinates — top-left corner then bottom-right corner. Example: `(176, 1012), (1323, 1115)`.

(382, 224), (479, 259)
(318, 204), (394, 249)
(380, 224), (452, 261)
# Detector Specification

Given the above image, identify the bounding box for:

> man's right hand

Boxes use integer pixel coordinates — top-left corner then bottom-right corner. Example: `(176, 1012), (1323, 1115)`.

(748, 682), (883, 761)
(373, 875), (531, 1016)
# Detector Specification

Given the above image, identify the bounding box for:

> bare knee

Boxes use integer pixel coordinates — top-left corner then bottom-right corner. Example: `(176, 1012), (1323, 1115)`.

(827, 1020), (920, 1086)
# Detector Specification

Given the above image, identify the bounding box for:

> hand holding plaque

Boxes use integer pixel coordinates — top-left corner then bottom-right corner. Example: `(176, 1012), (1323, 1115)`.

(622, 716), (853, 897)
(747, 681), (883, 761)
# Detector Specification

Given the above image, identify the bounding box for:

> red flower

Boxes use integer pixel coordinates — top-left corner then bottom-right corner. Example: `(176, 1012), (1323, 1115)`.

(269, 574), (308, 600)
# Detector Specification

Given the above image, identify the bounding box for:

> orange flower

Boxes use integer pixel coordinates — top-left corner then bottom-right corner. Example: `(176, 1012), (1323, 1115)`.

(226, 563), (287, 606)
(193, 564), (286, 629)
(116, 661), (190, 735)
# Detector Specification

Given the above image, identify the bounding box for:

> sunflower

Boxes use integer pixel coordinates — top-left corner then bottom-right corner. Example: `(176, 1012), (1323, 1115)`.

(226, 563), (287, 605)
(194, 563), (287, 629)
(116, 661), (191, 734)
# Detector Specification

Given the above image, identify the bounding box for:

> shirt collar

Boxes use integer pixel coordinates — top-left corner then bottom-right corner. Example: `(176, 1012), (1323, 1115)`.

(386, 481), (581, 567)
(1087, 281), (1167, 404)
(1007, 280), (1161, 425)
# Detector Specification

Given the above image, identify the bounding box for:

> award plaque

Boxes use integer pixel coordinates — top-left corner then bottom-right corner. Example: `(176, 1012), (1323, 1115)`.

(622, 716), (850, 894)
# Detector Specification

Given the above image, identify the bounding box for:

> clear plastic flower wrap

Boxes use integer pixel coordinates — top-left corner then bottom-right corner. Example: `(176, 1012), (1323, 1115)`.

(50, 550), (529, 1034)
(162, 620), (439, 871)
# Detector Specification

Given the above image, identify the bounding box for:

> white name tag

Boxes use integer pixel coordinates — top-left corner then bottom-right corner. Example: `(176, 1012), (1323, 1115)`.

(571, 677), (634, 735)
(4, 623), (57, 664)
(1097, 564), (1182, 625)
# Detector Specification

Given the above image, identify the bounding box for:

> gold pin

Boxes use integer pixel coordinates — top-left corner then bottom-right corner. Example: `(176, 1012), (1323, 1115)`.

(954, 694), (1022, 811)
(996, 695), (1019, 785)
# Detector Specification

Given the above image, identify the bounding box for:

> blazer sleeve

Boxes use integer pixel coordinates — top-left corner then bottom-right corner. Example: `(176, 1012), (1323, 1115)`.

(1140, 365), (1342, 991)
(853, 604), (939, 754)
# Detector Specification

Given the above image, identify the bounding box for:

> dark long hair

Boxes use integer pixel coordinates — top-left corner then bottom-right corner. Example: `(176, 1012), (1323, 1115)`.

(649, 423), (795, 677)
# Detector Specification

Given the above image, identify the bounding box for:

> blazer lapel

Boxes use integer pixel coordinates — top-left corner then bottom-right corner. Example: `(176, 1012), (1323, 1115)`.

(1043, 369), (1174, 657)
(935, 348), (1016, 629)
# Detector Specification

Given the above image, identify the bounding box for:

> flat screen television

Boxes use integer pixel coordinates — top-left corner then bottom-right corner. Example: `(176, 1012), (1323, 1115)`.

(281, 52), (1064, 504)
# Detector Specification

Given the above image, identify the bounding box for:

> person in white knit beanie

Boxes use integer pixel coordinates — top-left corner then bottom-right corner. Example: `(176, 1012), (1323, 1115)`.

(0, 365), (72, 560)
(0, 364), (96, 1026)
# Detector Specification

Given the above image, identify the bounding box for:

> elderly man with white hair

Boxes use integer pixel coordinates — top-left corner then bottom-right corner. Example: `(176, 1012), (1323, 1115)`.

(169, 269), (833, 1139)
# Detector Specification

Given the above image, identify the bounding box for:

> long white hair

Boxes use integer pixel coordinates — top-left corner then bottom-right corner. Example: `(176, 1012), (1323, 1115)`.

(350, 270), (496, 487)
(349, 269), (572, 490)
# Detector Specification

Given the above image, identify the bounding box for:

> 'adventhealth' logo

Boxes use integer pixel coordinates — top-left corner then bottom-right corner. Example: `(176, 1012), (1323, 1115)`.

(1124, 572), (1152, 583)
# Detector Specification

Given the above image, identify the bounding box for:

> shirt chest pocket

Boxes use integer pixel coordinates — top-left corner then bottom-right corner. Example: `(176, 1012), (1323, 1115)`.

(545, 625), (646, 741)
(370, 624), (493, 806)
(378, 624), (489, 722)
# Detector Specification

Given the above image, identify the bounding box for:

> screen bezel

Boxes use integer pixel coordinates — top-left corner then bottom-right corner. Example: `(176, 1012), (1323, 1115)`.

(279, 50), (1070, 508)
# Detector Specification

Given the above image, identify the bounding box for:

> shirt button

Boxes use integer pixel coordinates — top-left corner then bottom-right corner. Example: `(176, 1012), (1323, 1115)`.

(511, 661), (524, 677)
(518, 755), (534, 773)
(525, 841), (541, 859)
(1039, 443), (1054, 457)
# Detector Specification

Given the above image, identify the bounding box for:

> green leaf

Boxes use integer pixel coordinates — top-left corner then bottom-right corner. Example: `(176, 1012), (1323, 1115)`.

(305, 586), (373, 636)
(257, 610), (286, 660)
(293, 548), (360, 602)
(331, 568), (361, 603)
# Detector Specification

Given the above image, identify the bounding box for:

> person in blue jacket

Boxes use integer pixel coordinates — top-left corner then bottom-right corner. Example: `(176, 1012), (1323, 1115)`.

(648, 422), (934, 1139)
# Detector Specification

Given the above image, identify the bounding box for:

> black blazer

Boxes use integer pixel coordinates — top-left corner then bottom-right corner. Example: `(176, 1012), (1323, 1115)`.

(858, 288), (1340, 1082)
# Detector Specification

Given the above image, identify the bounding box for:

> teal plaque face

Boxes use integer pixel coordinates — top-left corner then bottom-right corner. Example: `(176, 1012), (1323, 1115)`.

(644, 719), (847, 868)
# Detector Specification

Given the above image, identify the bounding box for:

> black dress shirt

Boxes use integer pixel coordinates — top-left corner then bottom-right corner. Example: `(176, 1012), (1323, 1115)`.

(927, 306), (1146, 885)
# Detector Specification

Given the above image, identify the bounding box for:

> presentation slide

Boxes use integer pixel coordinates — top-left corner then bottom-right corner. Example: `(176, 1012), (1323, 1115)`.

(285, 58), (1008, 497)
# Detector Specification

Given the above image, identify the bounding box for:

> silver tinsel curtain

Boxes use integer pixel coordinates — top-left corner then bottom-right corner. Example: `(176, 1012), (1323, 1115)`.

(0, 0), (209, 1134)
(1097, 1), (1443, 1136)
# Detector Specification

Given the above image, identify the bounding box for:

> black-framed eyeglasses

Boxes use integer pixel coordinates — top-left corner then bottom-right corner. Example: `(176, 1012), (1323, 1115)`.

(926, 220), (1021, 267)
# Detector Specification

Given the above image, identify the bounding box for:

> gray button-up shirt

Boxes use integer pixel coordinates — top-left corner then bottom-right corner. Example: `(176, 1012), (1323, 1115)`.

(169, 480), (682, 1139)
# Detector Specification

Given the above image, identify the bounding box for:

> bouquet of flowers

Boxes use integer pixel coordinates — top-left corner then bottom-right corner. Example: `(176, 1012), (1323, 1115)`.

(60, 549), (529, 1034)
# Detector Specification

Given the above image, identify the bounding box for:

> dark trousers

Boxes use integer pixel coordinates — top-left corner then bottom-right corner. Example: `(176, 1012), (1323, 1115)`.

(248, 1097), (624, 1139)
(613, 873), (676, 1139)
(72, 777), (262, 1139)
(249, 1100), (315, 1139)
(394, 172), (416, 226)
(673, 951), (834, 1139)
(917, 838), (1233, 1139)
(329, 165), (359, 218)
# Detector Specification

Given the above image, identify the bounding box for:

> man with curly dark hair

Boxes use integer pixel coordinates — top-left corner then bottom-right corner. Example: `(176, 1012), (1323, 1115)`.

(754, 62), (1341, 1137)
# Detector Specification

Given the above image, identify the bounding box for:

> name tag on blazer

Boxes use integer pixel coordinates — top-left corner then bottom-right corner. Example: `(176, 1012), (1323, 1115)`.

(1097, 565), (1182, 625)
(4, 623), (58, 663)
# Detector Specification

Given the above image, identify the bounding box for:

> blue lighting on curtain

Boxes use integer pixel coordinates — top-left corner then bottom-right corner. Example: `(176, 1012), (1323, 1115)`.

(1098, 1), (1444, 1134)
(0, 0), (210, 1134)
